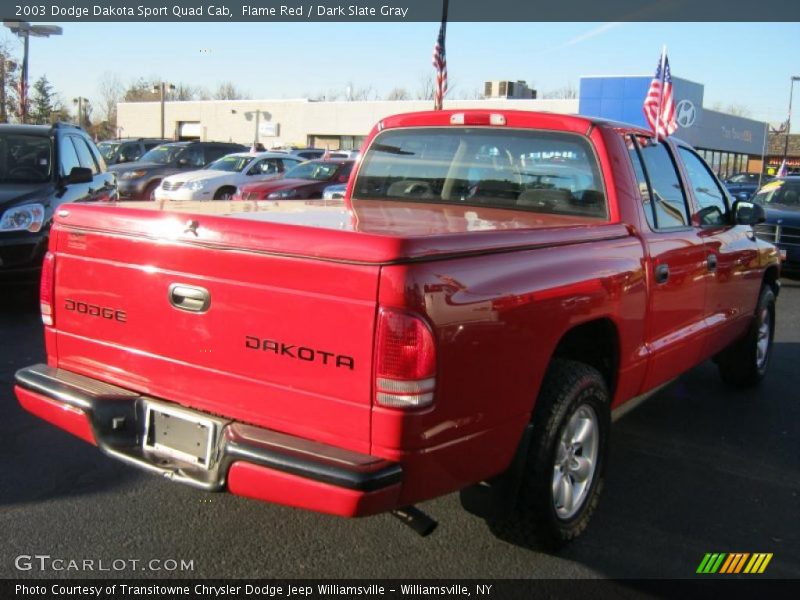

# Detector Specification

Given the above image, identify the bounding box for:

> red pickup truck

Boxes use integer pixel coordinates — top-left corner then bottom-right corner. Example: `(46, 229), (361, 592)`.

(15, 110), (779, 548)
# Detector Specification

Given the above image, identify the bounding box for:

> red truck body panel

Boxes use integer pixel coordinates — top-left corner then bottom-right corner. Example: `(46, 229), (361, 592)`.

(16, 109), (780, 519)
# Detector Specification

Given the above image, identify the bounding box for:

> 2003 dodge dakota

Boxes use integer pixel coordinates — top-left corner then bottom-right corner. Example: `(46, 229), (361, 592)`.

(14, 110), (779, 547)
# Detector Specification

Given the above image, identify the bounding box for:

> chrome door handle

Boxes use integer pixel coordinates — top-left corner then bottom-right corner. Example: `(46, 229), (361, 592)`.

(169, 284), (210, 313)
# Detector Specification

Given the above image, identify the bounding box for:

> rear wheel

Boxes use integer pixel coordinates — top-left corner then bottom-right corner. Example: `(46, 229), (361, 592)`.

(488, 359), (610, 550)
(717, 285), (775, 388)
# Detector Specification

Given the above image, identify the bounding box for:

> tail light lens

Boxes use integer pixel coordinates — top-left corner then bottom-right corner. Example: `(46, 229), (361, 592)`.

(375, 309), (436, 409)
(40, 251), (55, 326)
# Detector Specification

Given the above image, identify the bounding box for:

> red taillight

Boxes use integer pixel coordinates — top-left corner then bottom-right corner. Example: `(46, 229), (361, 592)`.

(40, 252), (55, 326)
(375, 309), (436, 409)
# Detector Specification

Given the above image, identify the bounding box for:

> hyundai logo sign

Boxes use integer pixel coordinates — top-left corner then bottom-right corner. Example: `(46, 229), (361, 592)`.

(676, 100), (697, 128)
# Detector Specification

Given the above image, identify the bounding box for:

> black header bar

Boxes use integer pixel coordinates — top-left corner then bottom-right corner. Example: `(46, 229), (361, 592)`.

(1, 0), (799, 22)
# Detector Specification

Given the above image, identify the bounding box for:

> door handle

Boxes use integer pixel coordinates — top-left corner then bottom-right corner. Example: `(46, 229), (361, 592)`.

(707, 254), (718, 272)
(655, 264), (670, 284)
(169, 284), (210, 313)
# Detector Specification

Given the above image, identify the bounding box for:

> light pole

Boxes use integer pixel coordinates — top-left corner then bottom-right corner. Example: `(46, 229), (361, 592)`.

(73, 96), (89, 127)
(3, 20), (62, 123)
(152, 82), (175, 139)
(782, 76), (800, 170)
(244, 110), (264, 151)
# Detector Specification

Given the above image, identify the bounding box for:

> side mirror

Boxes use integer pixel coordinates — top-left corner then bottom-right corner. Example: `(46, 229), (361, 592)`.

(733, 199), (766, 226)
(337, 174), (348, 183)
(177, 158), (189, 168)
(66, 166), (93, 185)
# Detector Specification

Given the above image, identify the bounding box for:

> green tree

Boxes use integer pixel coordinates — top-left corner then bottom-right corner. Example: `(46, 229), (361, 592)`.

(30, 75), (56, 124)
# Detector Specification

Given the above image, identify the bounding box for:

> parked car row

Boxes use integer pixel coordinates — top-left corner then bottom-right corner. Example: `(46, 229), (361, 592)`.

(154, 152), (302, 201)
(2, 119), (794, 290)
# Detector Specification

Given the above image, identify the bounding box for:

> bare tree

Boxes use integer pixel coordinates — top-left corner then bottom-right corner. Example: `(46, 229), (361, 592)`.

(415, 73), (456, 101)
(172, 83), (203, 101)
(96, 72), (124, 125)
(344, 81), (376, 101)
(0, 42), (22, 122)
(543, 83), (577, 99)
(415, 73), (435, 100)
(457, 87), (483, 100)
(386, 87), (411, 101)
(214, 81), (250, 100)
(122, 77), (158, 103)
(710, 102), (752, 118)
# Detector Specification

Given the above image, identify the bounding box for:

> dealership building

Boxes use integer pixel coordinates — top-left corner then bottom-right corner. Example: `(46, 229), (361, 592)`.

(117, 75), (768, 178)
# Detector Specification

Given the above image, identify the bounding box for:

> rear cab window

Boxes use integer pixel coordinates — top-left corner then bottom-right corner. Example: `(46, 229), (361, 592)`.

(353, 127), (608, 220)
(626, 135), (691, 230)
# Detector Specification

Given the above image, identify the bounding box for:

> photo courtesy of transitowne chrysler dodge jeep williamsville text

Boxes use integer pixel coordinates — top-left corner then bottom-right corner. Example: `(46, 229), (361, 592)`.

(14, 109), (779, 549)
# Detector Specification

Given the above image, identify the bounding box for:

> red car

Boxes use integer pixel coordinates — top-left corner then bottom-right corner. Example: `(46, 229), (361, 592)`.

(235, 159), (354, 200)
(15, 110), (779, 548)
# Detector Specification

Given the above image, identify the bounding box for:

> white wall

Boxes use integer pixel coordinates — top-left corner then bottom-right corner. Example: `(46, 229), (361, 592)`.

(117, 98), (579, 147)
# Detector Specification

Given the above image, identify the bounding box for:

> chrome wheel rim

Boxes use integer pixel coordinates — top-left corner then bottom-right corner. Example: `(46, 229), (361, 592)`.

(552, 403), (599, 520)
(756, 307), (771, 370)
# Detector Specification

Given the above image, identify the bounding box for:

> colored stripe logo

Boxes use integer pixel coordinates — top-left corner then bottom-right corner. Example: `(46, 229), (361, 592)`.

(697, 553), (773, 574)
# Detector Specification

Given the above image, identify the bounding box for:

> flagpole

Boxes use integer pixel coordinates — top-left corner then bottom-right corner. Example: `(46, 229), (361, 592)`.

(757, 121), (768, 190)
(653, 45), (666, 144)
(433, 0), (449, 111)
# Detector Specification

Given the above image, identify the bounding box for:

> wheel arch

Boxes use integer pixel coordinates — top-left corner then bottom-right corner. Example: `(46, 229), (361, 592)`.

(214, 185), (237, 199)
(549, 317), (620, 400)
(763, 265), (780, 297)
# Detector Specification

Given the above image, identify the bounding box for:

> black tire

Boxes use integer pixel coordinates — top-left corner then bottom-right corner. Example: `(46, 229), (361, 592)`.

(488, 359), (610, 550)
(717, 285), (775, 388)
(143, 181), (160, 201)
(214, 187), (236, 200)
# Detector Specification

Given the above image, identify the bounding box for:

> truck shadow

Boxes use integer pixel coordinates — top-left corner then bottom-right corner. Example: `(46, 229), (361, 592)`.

(0, 286), (141, 506)
(526, 340), (800, 578)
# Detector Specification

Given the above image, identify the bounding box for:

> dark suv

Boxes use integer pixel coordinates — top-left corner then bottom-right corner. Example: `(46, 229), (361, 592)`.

(110, 141), (247, 200)
(0, 122), (116, 284)
(97, 138), (170, 166)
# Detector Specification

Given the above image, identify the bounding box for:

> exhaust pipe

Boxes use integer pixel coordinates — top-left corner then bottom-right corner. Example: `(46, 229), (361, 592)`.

(391, 506), (438, 537)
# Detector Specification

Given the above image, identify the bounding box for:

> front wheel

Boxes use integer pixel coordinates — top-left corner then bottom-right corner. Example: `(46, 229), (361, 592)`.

(143, 181), (160, 201)
(488, 359), (610, 550)
(214, 187), (236, 200)
(717, 285), (776, 388)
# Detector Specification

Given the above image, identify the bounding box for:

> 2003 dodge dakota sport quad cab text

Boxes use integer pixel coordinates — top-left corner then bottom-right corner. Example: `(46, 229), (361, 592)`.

(14, 110), (779, 548)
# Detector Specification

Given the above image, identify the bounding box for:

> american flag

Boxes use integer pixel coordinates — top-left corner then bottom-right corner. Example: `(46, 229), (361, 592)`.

(432, 11), (447, 111)
(643, 50), (677, 140)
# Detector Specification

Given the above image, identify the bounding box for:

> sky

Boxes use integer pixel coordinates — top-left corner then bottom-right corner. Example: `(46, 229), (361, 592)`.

(2, 21), (800, 130)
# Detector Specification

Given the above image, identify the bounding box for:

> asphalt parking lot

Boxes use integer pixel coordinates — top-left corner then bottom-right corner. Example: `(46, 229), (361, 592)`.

(1, 282), (798, 580)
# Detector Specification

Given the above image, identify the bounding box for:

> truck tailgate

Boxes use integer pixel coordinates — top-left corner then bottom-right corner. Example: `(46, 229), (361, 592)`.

(49, 206), (380, 452)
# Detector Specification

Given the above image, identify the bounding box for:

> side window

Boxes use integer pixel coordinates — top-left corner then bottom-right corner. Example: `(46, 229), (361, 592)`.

(119, 142), (141, 163)
(58, 135), (81, 177)
(678, 147), (729, 227)
(87, 139), (107, 172)
(71, 136), (100, 175)
(181, 146), (205, 167)
(204, 146), (229, 164)
(280, 158), (300, 172)
(629, 136), (691, 229)
(249, 159), (278, 175)
(339, 162), (354, 179)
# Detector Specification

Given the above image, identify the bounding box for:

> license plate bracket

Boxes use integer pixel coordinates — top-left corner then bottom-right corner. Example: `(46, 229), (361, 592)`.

(143, 401), (223, 469)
